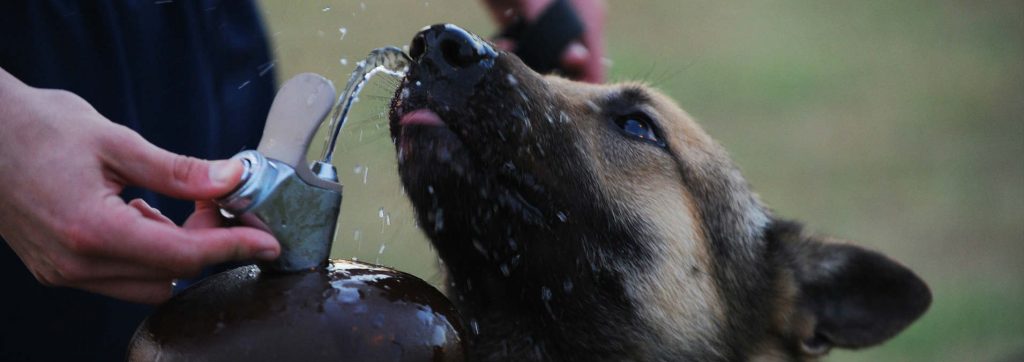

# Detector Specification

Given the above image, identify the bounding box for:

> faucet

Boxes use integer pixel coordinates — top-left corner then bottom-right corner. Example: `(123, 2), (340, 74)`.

(215, 73), (343, 273)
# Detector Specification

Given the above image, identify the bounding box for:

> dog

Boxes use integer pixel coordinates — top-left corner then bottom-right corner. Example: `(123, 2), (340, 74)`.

(389, 24), (931, 362)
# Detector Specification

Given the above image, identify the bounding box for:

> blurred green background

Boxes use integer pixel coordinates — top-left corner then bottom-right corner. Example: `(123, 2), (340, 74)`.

(256, 1), (1023, 361)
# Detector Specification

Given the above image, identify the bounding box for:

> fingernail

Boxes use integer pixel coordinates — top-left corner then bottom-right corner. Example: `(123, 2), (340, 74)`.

(256, 248), (279, 260)
(566, 41), (589, 60)
(209, 159), (241, 186)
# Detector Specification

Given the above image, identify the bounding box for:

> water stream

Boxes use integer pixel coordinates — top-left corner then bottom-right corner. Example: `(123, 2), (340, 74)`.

(319, 46), (411, 163)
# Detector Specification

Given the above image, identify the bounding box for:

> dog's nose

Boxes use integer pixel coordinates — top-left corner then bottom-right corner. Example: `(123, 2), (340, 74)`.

(409, 24), (496, 73)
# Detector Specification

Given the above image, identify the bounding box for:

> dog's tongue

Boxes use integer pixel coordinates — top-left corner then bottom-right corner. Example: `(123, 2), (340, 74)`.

(399, 109), (445, 127)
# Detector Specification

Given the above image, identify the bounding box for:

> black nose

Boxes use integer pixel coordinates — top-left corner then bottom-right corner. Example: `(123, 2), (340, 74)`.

(409, 24), (496, 72)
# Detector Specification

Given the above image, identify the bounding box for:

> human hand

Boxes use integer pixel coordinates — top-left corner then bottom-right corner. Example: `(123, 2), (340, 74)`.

(0, 67), (280, 304)
(485, 0), (607, 83)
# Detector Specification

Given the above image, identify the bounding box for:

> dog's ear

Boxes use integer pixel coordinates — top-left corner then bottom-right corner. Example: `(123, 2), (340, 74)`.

(769, 220), (931, 356)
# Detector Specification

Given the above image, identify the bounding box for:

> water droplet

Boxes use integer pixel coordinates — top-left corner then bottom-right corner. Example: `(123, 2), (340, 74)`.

(378, 244), (386, 254)
(258, 61), (275, 76)
(338, 27), (347, 40)
(472, 240), (487, 255)
(416, 306), (435, 327)
(353, 229), (362, 241)
(353, 164), (364, 174)
(431, 325), (446, 346)
(378, 207), (385, 218)
(385, 213), (391, 226)
(563, 279), (574, 293)
(338, 287), (359, 303)
(219, 209), (236, 219)
(499, 263), (511, 276)
(506, 74), (518, 86)
(557, 211), (568, 222)
(321, 6), (330, 11)
(433, 209), (444, 232)
(541, 286), (553, 301)
(340, 58), (348, 66)
(470, 319), (481, 335)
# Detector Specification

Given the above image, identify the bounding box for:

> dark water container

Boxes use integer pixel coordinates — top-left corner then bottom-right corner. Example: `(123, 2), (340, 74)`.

(128, 260), (465, 362)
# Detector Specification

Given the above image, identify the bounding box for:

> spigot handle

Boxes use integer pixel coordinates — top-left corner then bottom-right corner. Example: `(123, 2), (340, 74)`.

(257, 73), (340, 190)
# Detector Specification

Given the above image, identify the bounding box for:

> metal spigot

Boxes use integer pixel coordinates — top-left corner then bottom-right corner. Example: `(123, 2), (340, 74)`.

(215, 73), (342, 273)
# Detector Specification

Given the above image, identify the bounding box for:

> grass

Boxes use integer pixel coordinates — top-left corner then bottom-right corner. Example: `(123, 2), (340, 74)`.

(257, 1), (1024, 360)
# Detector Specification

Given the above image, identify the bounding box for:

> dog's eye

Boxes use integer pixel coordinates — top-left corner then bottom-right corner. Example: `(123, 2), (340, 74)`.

(614, 114), (664, 146)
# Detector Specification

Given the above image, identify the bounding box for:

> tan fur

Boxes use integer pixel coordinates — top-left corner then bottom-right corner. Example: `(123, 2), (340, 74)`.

(541, 77), (734, 355)
(394, 40), (931, 359)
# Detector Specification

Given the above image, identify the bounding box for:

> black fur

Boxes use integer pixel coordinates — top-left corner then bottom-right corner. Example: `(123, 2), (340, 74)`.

(389, 24), (930, 361)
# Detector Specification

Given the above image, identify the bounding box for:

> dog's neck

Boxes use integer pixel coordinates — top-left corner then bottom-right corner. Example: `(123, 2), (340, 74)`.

(439, 247), (648, 361)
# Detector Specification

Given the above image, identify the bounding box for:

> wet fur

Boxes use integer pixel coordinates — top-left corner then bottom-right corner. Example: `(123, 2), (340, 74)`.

(390, 30), (930, 361)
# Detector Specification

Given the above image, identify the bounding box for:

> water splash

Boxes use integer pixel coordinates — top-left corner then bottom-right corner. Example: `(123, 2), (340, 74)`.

(319, 47), (411, 163)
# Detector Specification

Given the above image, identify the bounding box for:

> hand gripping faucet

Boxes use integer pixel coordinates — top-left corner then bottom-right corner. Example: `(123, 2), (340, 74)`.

(128, 49), (464, 362)
(214, 73), (342, 272)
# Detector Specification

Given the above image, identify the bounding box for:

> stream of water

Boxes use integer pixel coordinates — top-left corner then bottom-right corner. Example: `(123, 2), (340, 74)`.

(319, 46), (411, 163)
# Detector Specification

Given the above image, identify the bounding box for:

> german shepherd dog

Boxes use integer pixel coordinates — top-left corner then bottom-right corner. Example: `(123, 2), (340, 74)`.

(389, 24), (931, 361)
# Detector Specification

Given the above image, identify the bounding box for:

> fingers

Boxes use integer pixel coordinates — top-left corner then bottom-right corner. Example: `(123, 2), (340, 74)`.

(52, 255), (179, 282)
(32, 200), (277, 304)
(75, 278), (176, 305)
(493, 38), (516, 52)
(498, 37), (603, 82)
(84, 212), (279, 276)
(560, 41), (590, 74)
(183, 200), (228, 229)
(101, 128), (244, 200)
(128, 198), (175, 225)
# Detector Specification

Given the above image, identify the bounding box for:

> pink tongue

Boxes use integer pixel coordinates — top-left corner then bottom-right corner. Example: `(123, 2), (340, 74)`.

(399, 109), (445, 127)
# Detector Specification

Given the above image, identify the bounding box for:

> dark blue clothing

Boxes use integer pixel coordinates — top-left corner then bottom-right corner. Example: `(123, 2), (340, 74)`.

(0, 1), (276, 360)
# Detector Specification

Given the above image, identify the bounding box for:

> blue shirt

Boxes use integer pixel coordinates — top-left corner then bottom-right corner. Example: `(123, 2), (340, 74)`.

(0, 1), (275, 360)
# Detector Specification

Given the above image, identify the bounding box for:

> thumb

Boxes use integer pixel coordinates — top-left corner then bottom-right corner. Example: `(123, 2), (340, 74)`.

(102, 127), (245, 200)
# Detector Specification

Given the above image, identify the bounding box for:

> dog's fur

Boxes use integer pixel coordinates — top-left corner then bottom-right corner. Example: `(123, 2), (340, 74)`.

(389, 25), (931, 361)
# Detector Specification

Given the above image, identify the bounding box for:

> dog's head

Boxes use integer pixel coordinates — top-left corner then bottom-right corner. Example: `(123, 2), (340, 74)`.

(389, 24), (930, 361)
